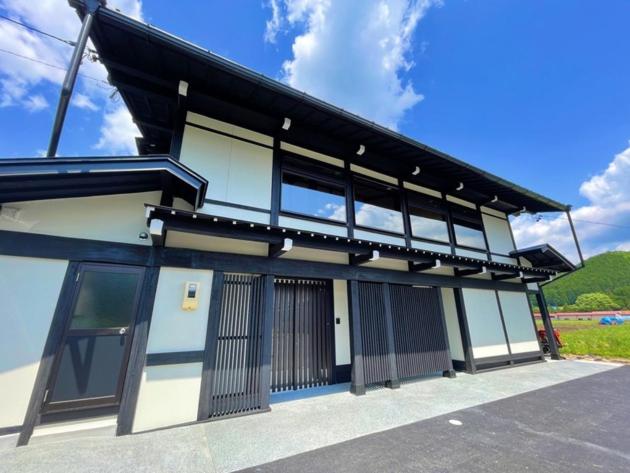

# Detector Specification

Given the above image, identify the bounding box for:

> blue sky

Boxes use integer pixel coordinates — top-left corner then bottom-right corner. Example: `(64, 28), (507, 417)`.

(0, 0), (628, 260)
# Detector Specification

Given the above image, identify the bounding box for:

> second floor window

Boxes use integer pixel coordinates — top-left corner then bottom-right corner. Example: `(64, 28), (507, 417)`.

(451, 204), (486, 250)
(281, 156), (346, 222)
(354, 178), (404, 234)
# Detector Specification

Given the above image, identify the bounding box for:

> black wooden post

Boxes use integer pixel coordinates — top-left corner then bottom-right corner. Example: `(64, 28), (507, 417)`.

(453, 288), (476, 373)
(348, 280), (366, 395)
(17, 262), (80, 446)
(536, 288), (561, 360)
(197, 271), (224, 420)
(258, 274), (275, 409)
(116, 266), (160, 436)
(382, 283), (400, 389)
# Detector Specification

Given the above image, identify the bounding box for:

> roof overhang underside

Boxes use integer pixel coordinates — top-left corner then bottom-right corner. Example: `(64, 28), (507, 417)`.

(147, 205), (558, 281)
(0, 156), (208, 208)
(510, 245), (576, 273)
(70, 1), (568, 215)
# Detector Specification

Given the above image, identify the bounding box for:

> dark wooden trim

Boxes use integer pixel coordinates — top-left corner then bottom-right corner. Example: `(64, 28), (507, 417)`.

(344, 160), (356, 238)
(381, 283), (400, 389)
(398, 178), (412, 248)
(525, 292), (545, 354)
(0, 425), (21, 437)
(0, 230), (537, 293)
(169, 96), (187, 160)
(17, 262), (80, 446)
(453, 288), (476, 374)
(205, 198), (271, 215)
(116, 265), (160, 436)
(258, 274), (275, 410)
(145, 351), (204, 366)
(185, 120), (274, 150)
(40, 405), (119, 425)
(494, 290), (514, 364)
(536, 289), (561, 360)
(348, 280), (365, 395)
(270, 137), (282, 225)
(333, 363), (352, 384)
(197, 271), (225, 420)
(454, 266), (486, 277)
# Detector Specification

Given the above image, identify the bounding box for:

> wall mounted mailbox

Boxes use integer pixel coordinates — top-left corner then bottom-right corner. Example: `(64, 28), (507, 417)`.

(182, 281), (200, 310)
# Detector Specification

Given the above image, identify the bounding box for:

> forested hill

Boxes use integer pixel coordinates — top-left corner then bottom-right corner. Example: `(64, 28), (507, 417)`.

(542, 251), (630, 309)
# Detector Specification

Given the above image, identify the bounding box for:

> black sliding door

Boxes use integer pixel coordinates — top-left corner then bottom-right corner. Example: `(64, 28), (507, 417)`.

(271, 279), (334, 392)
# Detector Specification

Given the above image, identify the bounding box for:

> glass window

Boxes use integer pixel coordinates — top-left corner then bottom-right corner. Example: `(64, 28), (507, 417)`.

(354, 179), (404, 234)
(453, 219), (486, 249)
(70, 270), (141, 329)
(410, 207), (450, 242)
(281, 171), (346, 222)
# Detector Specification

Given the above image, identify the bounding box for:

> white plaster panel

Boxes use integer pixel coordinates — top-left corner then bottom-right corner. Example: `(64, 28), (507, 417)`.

(482, 213), (516, 255)
(147, 268), (213, 354)
(333, 280), (351, 365)
(403, 181), (442, 198)
(350, 164), (398, 185)
(446, 195), (476, 209)
(278, 216), (348, 237)
(0, 192), (160, 246)
(363, 258), (408, 272)
(281, 247), (348, 264)
(132, 363), (202, 433)
(353, 229), (405, 246)
(187, 112), (273, 146)
(198, 202), (270, 224)
(180, 125), (273, 210)
(461, 288), (509, 359)
(0, 256), (68, 428)
(280, 142), (344, 167)
(166, 231), (269, 256)
(441, 288), (464, 361)
(480, 206), (507, 219)
(498, 291), (540, 354)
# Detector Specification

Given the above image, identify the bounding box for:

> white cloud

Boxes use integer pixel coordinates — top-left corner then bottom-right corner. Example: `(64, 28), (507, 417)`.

(23, 94), (48, 111)
(264, 0), (440, 130)
(511, 142), (630, 262)
(94, 104), (140, 155)
(0, 0), (143, 153)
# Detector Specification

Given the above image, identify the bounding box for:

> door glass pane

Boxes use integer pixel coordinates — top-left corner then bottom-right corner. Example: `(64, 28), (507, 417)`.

(49, 334), (126, 402)
(70, 270), (140, 329)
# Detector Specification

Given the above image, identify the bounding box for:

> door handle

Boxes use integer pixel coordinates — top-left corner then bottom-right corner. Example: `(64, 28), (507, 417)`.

(119, 327), (127, 335)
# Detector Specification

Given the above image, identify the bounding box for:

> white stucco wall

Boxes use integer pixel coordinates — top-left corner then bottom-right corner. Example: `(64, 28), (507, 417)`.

(166, 230), (269, 256)
(146, 267), (213, 354)
(0, 255), (68, 428)
(461, 288), (509, 359)
(482, 214), (516, 255)
(333, 280), (351, 365)
(0, 192), (160, 245)
(132, 363), (202, 433)
(498, 291), (540, 354)
(179, 123), (273, 210)
(441, 288), (464, 361)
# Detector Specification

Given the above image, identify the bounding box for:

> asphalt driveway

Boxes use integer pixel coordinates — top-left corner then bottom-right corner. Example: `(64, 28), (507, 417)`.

(240, 365), (630, 473)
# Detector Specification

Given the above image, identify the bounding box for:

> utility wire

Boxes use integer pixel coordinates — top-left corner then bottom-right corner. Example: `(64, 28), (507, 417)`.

(0, 13), (97, 53)
(0, 47), (111, 86)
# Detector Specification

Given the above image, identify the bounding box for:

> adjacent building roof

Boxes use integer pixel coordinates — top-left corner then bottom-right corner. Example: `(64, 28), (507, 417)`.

(70, 0), (569, 215)
(510, 244), (576, 273)
(0, 156), (208, 209)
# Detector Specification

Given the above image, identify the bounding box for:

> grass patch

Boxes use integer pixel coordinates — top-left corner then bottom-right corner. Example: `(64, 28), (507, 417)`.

(558, 324), (630, 359)
(536, 319), (600, 333)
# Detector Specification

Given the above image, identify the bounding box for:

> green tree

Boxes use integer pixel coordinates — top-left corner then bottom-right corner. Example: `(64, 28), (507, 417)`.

(573, 292), (619, 312)
(611, 286), (630, 309)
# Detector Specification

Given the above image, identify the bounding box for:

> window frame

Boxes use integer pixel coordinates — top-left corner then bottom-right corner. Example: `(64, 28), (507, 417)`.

(449, 203), (488, 252)
(405, 190), (452, 245)
(352, 176), (405, 237)
(279, 153), (348, 226)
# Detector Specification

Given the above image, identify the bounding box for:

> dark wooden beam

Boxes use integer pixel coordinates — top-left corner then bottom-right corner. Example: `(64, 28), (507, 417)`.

(522, 275), (551, 284)
(536, 289), (561, 360)
(453, 288), (476, 374)
(258, 274), (275, 410)
(268, 238), (293, 258)
(409, 258), (440, 272)
(350, 250), (379, 266)
(382, 283), (400, 389)
(348, 280), (366, 395)
(491, 271), (522, 281)
(455, 266), (487, 277)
